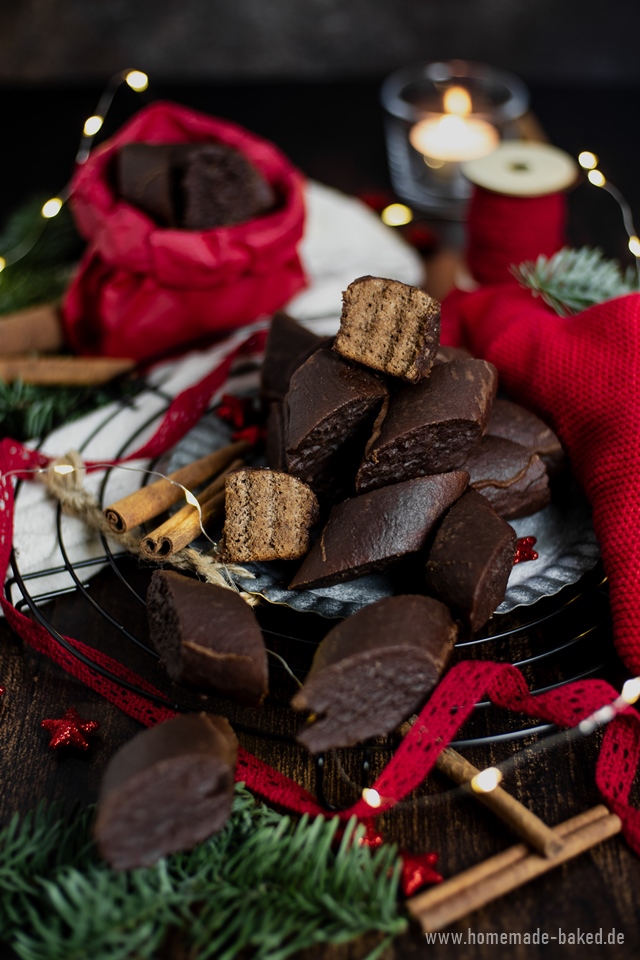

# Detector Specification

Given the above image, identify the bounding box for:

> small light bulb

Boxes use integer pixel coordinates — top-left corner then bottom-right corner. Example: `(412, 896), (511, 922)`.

(470, 767), (502, 794)
(621, 677), (640, 705)
(629, 236), (640, 258)
(0, 256), (6, 273)
(41, 198), (63, 219)
(53, 464), (75, 475)
(380, 203), (414, 227)
(578, 151), (599, 170)
(587, 169), (606, 188)
(83, 115), (104, 137)
(184, 489), (199, 507)
(125, 70), (149, 92)
(593, 705), (616, 724)
(362, 788), (382, 808)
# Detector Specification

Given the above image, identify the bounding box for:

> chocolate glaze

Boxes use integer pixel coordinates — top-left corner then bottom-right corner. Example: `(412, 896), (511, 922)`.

(147, 570), (268, 706)
(465, 435), (550, 519)
(425, 489), (517, 632)
(292, 595), (456, 752)
(265, 402), (287, 471)
(285, 349), (388, 488)
(260, 312), (328, 405)
(434, 345), (473, 364)
(95, 713), (238, 870)
(356, 358), (498, 493)
(289, 471), (469, 590)
(486, 398), (565, 474)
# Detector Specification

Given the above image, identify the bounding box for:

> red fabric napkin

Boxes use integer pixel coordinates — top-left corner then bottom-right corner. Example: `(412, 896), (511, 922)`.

(441, 188), (640, 675)
(63, 102), (307, 361)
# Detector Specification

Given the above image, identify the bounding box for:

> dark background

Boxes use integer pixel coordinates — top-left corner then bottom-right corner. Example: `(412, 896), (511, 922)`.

(1, 0), (640, 85)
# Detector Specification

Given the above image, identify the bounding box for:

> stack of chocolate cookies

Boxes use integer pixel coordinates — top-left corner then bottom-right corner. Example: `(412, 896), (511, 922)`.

(244, 276), (563, 634)
(141, 275), (563, 762)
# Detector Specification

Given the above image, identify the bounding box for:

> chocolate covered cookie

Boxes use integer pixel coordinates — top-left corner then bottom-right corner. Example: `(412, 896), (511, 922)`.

(116, 142), (193, 226)
(356, 358), (498, 493)
(333, 276), (440, 382)
(95, 713), (237, 870)
(465, 435), (550, 519)
(487, 398), (565, 474)
(182, 142), (275, 229)
(147, 570), (268, 705)
(289, 472), (469, 590)
(292, 595), (457, 752)
(285, 349), (388, 488)
(425, 490), (517, 632)
(260, 311), (328, 405)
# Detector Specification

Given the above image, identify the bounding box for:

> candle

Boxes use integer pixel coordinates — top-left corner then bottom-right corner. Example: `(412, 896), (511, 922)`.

(409, 86), (499, 163)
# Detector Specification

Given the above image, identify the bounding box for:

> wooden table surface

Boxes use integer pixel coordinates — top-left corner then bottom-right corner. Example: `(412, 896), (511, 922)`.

(2, 79), (640, 959)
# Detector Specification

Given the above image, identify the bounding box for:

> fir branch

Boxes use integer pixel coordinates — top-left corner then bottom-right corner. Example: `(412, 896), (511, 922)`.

(0, 803), (95, 940)
(1, 785), (407, 960)
(0, 378), (145, 442)
(512, 246), (640, 317)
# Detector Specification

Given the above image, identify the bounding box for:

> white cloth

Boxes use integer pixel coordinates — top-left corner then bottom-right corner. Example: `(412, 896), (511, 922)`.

(8, 181), (423, 607)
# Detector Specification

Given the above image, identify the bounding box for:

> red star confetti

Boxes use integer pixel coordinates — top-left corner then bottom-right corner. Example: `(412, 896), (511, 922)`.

(514, 536), (538, 565)
(41, 708), (100, 751)
(216, 394), (251, 431)
(400, 849), (442, 896)
(354, 820), (442, 894)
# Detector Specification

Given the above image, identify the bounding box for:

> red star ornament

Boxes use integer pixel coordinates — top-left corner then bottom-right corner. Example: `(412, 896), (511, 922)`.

(400, 850), (442, 896)
(41, 708), (100, 750)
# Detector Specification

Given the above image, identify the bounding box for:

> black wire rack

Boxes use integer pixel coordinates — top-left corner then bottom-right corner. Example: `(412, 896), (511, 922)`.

(5, 382), (617, 808)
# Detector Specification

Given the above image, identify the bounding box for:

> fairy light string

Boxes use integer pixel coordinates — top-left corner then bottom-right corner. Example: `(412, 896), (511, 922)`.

(0, 68), (150, 273)
(579, 150), (640, 281)
(353, 675), (640, 813)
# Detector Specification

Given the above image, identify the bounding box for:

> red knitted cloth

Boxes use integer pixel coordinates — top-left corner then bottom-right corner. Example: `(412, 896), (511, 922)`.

(442, 187), (640, 676)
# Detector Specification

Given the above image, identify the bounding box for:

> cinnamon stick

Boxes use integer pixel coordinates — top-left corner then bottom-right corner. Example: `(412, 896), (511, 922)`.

(138, 457), (244, 559)
(408, 805), (620, 931)
(104, 442), (249, 534)
(436, 747), (564, 858)
(139, 488), (226, 560)
(0, 355), (135, 385)
(0, 303), (64, 355)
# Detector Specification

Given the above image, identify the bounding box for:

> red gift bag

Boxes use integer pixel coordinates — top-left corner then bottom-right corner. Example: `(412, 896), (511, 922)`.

(63, 102), (307, 361)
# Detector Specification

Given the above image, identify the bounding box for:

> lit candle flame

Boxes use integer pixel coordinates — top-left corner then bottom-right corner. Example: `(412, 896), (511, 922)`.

(443, 85), (472, 117)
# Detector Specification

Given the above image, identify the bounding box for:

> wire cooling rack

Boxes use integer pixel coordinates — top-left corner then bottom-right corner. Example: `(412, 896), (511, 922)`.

(5, 382), (617, 807)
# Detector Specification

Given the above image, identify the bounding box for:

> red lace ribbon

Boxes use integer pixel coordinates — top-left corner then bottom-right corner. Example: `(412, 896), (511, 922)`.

(1, 331), (639, 858)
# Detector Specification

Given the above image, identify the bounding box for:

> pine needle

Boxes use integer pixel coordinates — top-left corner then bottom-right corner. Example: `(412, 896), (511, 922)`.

(512, 246), (640, 317)
(0, 785), (407, 960)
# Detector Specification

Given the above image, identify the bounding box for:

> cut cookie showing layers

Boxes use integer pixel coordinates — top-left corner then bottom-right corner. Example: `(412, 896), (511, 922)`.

(222, 468), (319, 562)
(147, 570), (268, 705)
(425, 489), (517, 632)
(356, 358), (498, 493)
(289, 471), (468, 590)
(292, 595), (457, 752)
(284, 348), (388, 490)
(333, 275), (440, 382)
(465, 435), (550, 519)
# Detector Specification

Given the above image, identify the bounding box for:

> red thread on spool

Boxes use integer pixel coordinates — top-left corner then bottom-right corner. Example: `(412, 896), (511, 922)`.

(466, 187), (566, 286)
